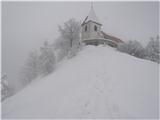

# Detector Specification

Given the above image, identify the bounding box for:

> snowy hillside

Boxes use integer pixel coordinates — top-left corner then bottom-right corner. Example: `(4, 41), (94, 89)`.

(2, 45), (159, 119)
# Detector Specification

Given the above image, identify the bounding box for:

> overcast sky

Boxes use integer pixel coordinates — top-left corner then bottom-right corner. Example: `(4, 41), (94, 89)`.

(2, 1), (159, 89)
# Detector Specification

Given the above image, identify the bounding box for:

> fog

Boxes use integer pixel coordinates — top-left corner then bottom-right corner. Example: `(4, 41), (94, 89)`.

(2, 2), (159, 89)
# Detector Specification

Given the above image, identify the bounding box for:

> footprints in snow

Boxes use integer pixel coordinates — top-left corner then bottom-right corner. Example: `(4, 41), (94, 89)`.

(80, 72), (123, 118)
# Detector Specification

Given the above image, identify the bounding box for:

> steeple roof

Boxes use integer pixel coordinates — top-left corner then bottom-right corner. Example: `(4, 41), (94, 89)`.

(87, 5), (99, 22)
(82, 4), (101, 26)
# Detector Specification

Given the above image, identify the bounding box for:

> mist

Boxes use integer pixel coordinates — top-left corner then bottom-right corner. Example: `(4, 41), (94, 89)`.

(2, 1), (159, 90)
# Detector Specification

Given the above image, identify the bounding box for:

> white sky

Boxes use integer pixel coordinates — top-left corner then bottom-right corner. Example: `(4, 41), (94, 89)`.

(2, 1), (159, 89)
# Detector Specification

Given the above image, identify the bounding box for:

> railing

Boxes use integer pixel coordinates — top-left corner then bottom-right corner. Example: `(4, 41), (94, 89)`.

(82, 38), (118, 47)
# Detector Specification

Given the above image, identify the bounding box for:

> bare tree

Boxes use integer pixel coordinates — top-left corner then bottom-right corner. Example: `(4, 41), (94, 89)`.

(58, 18), (81, 48)
(145, 35), (160, 63)
(117, 40), (145, 58)
(1, 74), (14, 101)
(39, 41), (56, 75)
(55, 18), (81, 60)
(21, 50), (40, 85)
(20, 41), (56, 87)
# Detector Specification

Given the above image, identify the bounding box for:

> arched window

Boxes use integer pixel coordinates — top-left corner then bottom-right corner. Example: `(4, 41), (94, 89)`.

(94, 25), (97, 31)
(85, 25), (87, 32)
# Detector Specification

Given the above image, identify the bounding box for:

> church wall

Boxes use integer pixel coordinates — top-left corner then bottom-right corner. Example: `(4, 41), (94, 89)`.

(89, 22), (101, 39)
(81, 21), (101, 41)
(81, 24), (90, 40)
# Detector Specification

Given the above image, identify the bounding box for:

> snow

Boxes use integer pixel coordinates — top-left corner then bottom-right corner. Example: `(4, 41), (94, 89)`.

(2, 45), (159, 119)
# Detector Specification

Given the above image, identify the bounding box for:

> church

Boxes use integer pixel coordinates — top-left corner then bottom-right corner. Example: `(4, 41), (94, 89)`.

(81, 5), (123, 47)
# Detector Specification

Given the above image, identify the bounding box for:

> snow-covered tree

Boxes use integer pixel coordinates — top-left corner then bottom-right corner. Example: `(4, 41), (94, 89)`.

(20, 40), (56, 86)
(145, 36), (159, 63)
(117, 40), (145, 58)
(39, 41), (56, 75)
(21, 50), (40, 85)
(54, 37), (70, 61)
(1, 74), (13, 101)
(56, 18), (81, 59)
(58, 18), (81, 48)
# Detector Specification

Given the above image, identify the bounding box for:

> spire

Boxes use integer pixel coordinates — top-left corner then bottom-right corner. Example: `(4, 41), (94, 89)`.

(86, 2), (99, 23)
(81, 2), (101, 26)
(91, 2), (93, 10)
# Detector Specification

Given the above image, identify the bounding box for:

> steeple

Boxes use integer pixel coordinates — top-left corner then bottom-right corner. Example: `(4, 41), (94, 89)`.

(81, 3), (102, 42)
(87, 3), (99, 23)
(82, 3), (101, 25)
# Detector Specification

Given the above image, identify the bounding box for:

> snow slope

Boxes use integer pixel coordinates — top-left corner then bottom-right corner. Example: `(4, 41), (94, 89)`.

(2, 45), (159, 119)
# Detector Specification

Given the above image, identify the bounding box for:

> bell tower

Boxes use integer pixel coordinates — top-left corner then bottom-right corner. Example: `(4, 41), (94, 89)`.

(81, 4), (102, 42)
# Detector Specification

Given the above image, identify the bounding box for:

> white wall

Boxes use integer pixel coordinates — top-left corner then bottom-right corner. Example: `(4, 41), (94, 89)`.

(81, 21), (102, 41)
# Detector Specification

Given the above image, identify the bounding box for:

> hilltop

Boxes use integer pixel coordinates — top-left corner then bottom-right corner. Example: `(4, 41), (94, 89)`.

(2, 45), (158, 119)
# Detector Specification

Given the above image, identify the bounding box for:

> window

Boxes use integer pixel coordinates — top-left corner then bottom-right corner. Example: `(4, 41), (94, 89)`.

(94, 25), (97, 31)
(85, 25), (87, 31)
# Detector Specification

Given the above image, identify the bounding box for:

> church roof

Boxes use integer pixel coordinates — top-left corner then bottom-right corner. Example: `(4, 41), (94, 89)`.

(101, 31), (124, 43)
(82, 5), (101, 26)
